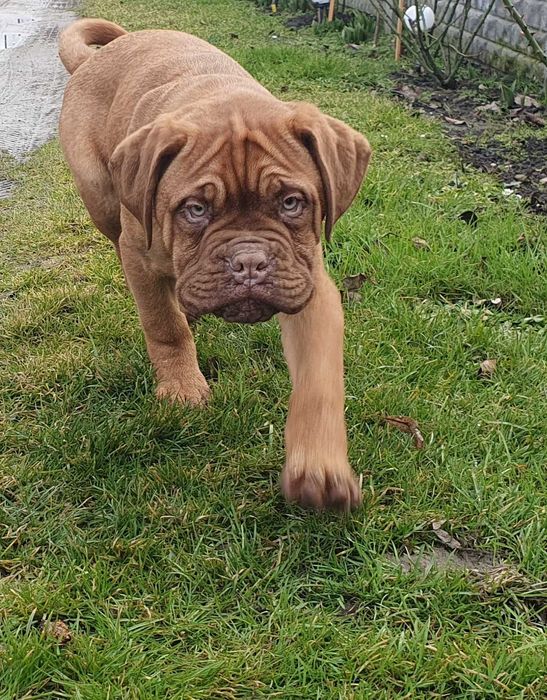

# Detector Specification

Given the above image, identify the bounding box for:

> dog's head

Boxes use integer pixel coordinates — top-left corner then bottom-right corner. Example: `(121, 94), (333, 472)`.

(109, 97), (371, 323)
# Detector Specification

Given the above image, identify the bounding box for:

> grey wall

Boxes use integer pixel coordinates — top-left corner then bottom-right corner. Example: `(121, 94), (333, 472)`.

(346, 0), (547, 78)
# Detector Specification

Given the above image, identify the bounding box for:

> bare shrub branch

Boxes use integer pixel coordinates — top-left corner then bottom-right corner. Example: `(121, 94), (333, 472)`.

(367, 0), (497, 88)
(501, 0), (547, 69)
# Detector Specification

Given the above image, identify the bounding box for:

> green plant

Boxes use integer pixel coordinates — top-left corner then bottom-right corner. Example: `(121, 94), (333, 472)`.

(312, 17), (344, 36)
(341, 9), (376, 45)
(287, 0), (310, 12)
(499, 78), (518, 109)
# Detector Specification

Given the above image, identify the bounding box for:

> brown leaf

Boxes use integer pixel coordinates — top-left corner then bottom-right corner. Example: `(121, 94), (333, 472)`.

(479, 359), (497, 378)
(432, 526), (462, 550)
(346, 290), (362, 303)
(41, 620), (72, 644)
(412, 237), (430, 250)
(383, 415), (424, 450)
(514, 94), (541, 109)
(443, 116), (466, 126)
(395, 84), (421, 102)
(521, 112), (546, 127)
(342, 273), (369, 291)
(476, 101), (501, 114)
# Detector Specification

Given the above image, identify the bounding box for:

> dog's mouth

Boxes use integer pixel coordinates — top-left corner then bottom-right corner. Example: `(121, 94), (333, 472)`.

(214, 300), (276, 324)
(179, 273), (314, 324)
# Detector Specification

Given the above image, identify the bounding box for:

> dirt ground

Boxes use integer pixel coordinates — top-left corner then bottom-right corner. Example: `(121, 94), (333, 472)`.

(391, 70), (547, 215)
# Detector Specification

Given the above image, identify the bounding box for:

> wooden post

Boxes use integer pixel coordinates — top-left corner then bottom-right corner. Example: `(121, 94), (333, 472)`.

(328, 0), (336, 23)
(373, 11), (383, 47)
(395, 0), (405, 61)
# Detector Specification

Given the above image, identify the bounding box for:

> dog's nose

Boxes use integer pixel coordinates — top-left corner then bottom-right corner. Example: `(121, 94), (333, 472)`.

(229, 250), (270, 285)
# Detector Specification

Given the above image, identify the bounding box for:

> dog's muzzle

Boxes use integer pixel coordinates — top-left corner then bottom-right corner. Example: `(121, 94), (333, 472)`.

(180, 241), (313, 324)
(215, 299), (276, 324)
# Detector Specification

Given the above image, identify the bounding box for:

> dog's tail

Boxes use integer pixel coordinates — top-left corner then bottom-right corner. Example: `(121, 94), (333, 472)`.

(59, 18), (127, 74)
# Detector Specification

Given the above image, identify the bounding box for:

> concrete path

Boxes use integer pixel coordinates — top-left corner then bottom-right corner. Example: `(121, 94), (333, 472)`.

(0, 0), (77, 160)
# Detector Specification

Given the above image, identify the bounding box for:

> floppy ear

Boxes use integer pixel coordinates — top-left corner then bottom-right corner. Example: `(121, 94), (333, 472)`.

(109, 115), (189, 249)
(291, 103), (371, 240)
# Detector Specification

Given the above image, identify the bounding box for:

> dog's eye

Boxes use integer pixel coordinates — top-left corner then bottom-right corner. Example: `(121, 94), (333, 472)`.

(281, 195), (303, 216)
(183, 200), (209, 223)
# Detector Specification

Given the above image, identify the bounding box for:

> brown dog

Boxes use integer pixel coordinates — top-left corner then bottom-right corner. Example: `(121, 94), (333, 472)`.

(58, 19), (371, 511)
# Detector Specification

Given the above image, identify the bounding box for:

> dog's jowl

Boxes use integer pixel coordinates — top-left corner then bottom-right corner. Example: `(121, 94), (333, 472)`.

(58, 19), (371, 510)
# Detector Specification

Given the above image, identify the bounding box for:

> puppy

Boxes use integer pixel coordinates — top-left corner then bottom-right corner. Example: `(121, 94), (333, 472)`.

(58, 19), (371, 510)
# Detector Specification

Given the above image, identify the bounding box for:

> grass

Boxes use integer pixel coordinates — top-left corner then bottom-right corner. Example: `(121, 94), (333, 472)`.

(1, 0), (546, 696)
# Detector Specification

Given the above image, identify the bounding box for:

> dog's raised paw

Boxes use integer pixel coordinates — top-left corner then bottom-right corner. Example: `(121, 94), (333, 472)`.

(281, 462), (362, 512)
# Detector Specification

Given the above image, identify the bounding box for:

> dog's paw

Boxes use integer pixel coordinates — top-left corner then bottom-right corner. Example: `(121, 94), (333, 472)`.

(281, 461), (362, 512)
(155, 374), (210, 407)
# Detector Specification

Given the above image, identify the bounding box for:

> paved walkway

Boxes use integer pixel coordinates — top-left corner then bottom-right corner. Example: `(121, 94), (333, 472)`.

(0, 0), (77, 159)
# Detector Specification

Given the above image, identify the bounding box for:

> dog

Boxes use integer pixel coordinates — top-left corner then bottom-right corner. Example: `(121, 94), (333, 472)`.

(58, 19), (371, 511)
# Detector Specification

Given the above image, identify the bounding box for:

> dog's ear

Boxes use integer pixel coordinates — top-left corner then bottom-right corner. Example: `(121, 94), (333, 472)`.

(291, 103), (371, 240)
(109, 115), (189, 249)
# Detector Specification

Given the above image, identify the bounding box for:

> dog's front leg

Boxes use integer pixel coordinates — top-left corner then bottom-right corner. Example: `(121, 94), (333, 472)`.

(278, 259), (362, 511)
(119, 235), (209, 406)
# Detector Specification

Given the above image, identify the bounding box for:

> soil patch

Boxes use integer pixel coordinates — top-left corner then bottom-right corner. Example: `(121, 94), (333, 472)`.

(391, 70), (547, 214)
(285, 12), (352, 30)
(388, 546), (546, 627)
(387, 544), (501, 575)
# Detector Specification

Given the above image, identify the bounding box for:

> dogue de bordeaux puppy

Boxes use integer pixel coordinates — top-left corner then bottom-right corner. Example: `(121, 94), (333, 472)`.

(58, 19), (371, 511)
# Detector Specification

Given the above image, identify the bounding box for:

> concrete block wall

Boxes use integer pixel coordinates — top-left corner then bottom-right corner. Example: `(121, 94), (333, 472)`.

(346, 0), (547, 78)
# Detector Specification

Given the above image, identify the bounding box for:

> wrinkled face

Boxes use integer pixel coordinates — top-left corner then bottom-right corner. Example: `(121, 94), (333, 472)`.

(109, 99), (371, 324)
(156, 129), (323, 323)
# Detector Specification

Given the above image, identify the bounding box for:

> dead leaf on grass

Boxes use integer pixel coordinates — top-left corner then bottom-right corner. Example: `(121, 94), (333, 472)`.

(476, 101), (501, 114)
(479, 359), (497, 378)
(342, 273), (369, 291)
(412, 237), (430, 250)
(394, 84), (421, 103)
(514, 94), (541, 109)
(341, 273), (375, 304)
(522, 111), (546, 127)
(443, 116), (466, 126)
(432, 520), (462, 550)
(41, 619), (72, 644)
(383, 415), (424, 450)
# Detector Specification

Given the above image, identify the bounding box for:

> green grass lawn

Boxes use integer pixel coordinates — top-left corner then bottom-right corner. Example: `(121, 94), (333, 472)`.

(1, 0), (546, 696)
